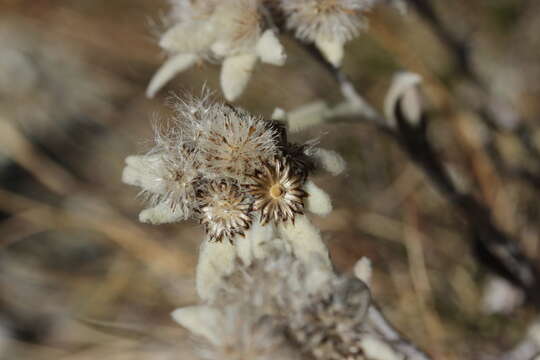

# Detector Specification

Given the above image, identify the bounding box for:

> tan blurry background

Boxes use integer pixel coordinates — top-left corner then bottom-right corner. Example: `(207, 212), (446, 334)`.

(1, 1), (540, 359)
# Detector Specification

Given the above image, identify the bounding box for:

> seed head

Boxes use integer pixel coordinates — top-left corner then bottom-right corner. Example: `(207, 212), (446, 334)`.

(247, 157), (307, 225)
(182, 102), (280, 181)
(199, 180), (252, 242)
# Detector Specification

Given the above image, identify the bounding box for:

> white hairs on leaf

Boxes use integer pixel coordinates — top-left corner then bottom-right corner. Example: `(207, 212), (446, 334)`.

(235, 218), (277, 266)
(315, 36), (345, 67)
(278, 215), (331, 269)
(138, 200), (185, 224)
(220, 53), (258, 101)
(171, 305), (222, 345)
(256, 30), (287, 66)
(354, 256), (372, 287)
(304, 180), (333, 216)
(196, 239), (237, 300)
(146, 53), (199, 98)
(314, 148), (347, 176)
(361, 335), (405, 360)
(286, 101), (330, 133)
(384, 72), (423, 128)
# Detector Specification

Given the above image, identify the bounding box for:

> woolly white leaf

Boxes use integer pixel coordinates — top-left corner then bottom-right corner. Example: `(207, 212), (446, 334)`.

(235, 219), (277, 265)
(138, 200), (185, 224)
(147, 53), (199, 98)
(286, 101), (330, 133)
(271, 107), (287, 122)
(220, 53), (258, 101)
(304, 180), (332, 216)
(384, 72), (423, 128)
(313, 148), (346, 176)
(171, 306), (222, 345)
(315, 36), (345, 67)
(361, 335), (404, 360)
(278, 215), (331, 269)
(196, 239), (237, 300)
(159, 22), (216, 54)
(122, 155), (167, 194)
(256, 29), (286, 66)
(354, 257), (372, 287)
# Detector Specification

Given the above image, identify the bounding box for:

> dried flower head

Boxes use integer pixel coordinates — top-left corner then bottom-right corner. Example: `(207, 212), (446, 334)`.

(180, 102), (279, 181)
(247, 157), (307, 225)
(199, 181), (252, 243)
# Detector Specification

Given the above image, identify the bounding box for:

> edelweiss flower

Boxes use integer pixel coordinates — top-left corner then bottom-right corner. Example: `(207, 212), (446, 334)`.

(147, 0), (286, 101)
(123, 93), (343, 249)
(247, 158), (307, 225)
(199, 181), (252, 243)
(280, 0), (375, 66)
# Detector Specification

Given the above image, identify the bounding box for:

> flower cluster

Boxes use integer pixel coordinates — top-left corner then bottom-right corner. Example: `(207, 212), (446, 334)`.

(147, 0), (286, 101)
(147, 0), (399, 101)
(123, 95), (328, 243)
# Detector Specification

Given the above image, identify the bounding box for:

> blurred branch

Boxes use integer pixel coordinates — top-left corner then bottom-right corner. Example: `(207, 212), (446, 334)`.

(368, 305), (432, 360)
(407, 0), (540, 170)
(0, 119), (78, 195)
(0, 187), (195, 278)
(300, 42), (540, 306)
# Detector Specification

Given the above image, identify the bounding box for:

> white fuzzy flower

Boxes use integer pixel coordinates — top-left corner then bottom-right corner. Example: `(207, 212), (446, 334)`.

(279, 0), (375, 66)
(147, 0), (286, 101)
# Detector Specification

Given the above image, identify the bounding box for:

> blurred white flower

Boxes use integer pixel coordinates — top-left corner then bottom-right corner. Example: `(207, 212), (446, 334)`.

(147, 0), (286, 101)
(279, 0), (375, 66)
(174, 251), (372, 360)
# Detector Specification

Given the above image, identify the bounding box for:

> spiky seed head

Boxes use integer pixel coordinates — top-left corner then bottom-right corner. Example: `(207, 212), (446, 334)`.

(199, 180), (252, 243)
(280, 0), (373, 43)
(247, 157), (307, 225)
(181, 101), (280, 181)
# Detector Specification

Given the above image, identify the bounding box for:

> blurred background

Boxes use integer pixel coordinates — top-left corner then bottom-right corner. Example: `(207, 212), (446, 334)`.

(1, 1), (540, 359)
